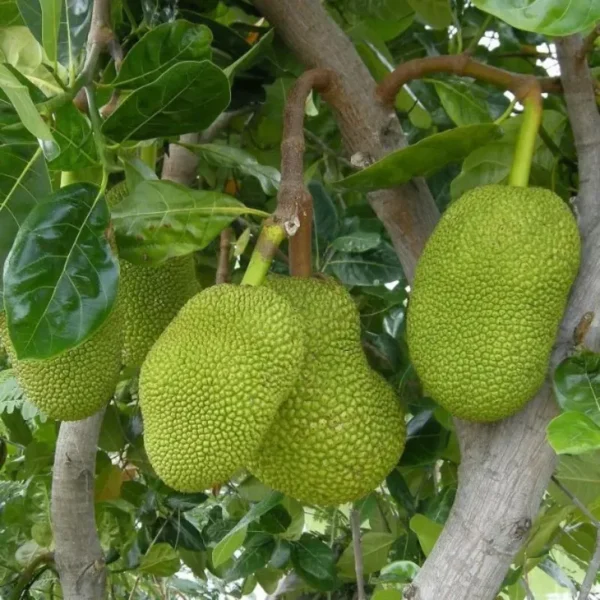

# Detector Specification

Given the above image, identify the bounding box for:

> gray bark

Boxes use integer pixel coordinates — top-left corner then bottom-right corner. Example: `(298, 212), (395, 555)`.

(249, 4), (600, 598)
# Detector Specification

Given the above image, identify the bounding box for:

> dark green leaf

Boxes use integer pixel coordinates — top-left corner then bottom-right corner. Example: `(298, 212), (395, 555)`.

(112, 21), (212, 89)
(259, 505), (292, 534)
(0, 0), (24, 25)
(432, 79), (492, 127)
(337, 532), (396, 579)
(309, 181), (339, 243)
(400, 411), (450, 467)
(225, 28), (274, 79)
(102, 61), (230, 142)
(98, 404), (126, 452)
(0, 145), (50, 305)
(4, 183), (119, 360)
(226, 533), (275, 581)
(547, 412), (600, 455)
(420, 486), (455, 524)
(1, 407), (32, 445)
(330, 232), (381, 253)
(386, 469), (416, 516)
(407, 0), (452, 29)
(269, 539), (291, 569)
(472, 0), (600, 35)
(164, 491), (209, 512)
(290, 533), (338, 592)
(333, 124), (502, 192)
(179, 548), (207, 579)
(153, 515), (206, 551)
(112, 180), (268, 265)
(138, 543), (180, 576)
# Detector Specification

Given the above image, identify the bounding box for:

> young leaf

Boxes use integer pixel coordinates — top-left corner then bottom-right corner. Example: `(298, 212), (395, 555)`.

(138, 543), (181, 576)
(4, 183), (119, 360)
(337, 532), (397, 579)
(408, 514), (443, 557)
(101, 61), (231, 142)
(112, 21), (213, 89)
(0, 145), (51, 305)
(333, 124), (502, 192)
(547, 412), (600, 455)
(111, 180), (268, 265)
(290, 533), (338, 591)
(432, 79), (492, 127)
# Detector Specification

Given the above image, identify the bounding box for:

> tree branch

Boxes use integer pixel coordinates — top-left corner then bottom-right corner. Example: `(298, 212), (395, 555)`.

(9, 552), (54, 600)
(216, 228), (233, 284)
(579, 24), (600, 60)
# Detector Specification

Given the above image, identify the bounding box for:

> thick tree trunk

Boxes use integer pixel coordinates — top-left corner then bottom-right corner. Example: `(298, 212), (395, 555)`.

(251, 4), (600, 598)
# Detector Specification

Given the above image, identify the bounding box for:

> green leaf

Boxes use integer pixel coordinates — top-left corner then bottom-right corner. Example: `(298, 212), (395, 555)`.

(406, 0), (452, 29)
(553, 353), (600, 426)
(102, 61), (230, 142)
(0, 145), (50, 305)
(547, 412), (600, 456)
(330, 232), (381, 254)
(409, 514), (443, 556)
(48, 101), (97, 170)
(259, 505), (292, 534)
(226, 533), (275, 581)
(337, 532), (396, 579)
(326, 242), (403, 287)
(0, 63), (57, 155)
(98, 404), (126, 453)
(112, 21), (212, 89)
(372, 590), (403, 600)
(111, 180), (268, 265)
(4, 183), (119, 360)
(41, 0), (61, 64)
(164, 491), (208, 512)
(179, 549), (207, 579)
(290, 533), (338, 592)
(181, 143), (280, 195)
(224, 28), (274, 79)
(255, 567), (283, 594)
(0, 1), (24, 26)
(153, 516), (206, 551)
(138, 543), (180, 576)
(1, 405), (32, 445)
(472, 0), (600, 35)
(309, 181), (339, 243)
(212, 491), (284, 568)
(554, 452), (600, 506)
(432, 80), (492, 127)
(380, 560), (420, 583)
(333, 124), (502, 192)
(122, 157), (159, 191)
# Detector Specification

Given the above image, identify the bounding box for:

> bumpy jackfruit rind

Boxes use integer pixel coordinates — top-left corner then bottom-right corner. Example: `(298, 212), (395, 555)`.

(407, 185), (581, 422)
(248, 275), (406, 506)
(0, 304), (123, 421)
(119, 257), (199, 367)
(139, 283), (306, 493)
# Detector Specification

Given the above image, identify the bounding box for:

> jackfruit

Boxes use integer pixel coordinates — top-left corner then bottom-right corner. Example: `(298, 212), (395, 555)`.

(0, 305), (122, 421)
(407, 185), (580, 422)
(249, 276), (406, 506)
(106, 182), (199, 367)
(139, 284), (305, 492)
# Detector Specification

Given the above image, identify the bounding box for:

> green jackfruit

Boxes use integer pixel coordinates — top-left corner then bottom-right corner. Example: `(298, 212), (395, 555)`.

(407, 185), (580, 422)
(249, 276), (406, 506)
(0, 305), (122, 421)
(139, 284), (305, 492)
(106, 182), (199, 367)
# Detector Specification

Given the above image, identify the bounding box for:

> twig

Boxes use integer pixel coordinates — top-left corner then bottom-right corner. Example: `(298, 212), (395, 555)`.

(579, 24), (600, 61)
(9, 552), (54, 600)
(216, 228), (233, 284)
(376, 54), (561, 107)
(350, 509), (366, 600)
(552, 476), (600, 600)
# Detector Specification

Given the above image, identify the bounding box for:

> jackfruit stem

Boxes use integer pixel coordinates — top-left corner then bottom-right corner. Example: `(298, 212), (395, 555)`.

(508, 85), (543, 187)
(241, 220), (286, 286)
(140, 142), (157, 171)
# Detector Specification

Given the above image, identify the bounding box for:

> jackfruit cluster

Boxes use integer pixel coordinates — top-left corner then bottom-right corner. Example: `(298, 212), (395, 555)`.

(139, 284), (306, 492)
(248, 276), (406, 506)
(407, 185), (580, 422)
(106, 182), (200, 367)
(0, 305), (122, 421)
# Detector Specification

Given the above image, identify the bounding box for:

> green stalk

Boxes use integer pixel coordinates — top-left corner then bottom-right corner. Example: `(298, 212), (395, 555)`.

(241, 220), (286, 286)
(493, 97), (517, 125)
(508, 90), (543, 187)
(139, 142), (157, 171)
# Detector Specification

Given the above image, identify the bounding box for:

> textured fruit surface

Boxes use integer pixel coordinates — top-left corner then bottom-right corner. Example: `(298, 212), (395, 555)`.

(249, 276), (406, 506)
(106, 182), (199, 367)
(0, 306), (122, 421)
(139, 284), (305, 492)
(407, 185), (581, 422)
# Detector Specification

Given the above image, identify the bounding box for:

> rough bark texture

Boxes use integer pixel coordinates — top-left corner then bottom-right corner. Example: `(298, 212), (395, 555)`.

(253, 0), (438, 281)
(251, 4), (600, 598)
(52, 411), (106, 600)
(161, 133), (200, 184)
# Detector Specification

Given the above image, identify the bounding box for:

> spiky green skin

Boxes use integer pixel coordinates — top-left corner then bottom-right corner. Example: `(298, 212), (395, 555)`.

(249, 276), (406, 506)
(139, 284), (306, 492)
(106, 182), (199, 367)
(407, 185), (581, 422)
(0, 306), (122, 421)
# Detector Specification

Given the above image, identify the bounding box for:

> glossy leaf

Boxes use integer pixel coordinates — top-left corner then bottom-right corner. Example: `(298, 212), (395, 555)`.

(153, 516), (206, 551)
(0, 145), (50, 305)
(333, 124), (502, 192)
(182, 143), (280, 195)
(553, 352), (600, 425)
(164, 491), (208, 512)
(290, 533), (338, 592)
(409, 514), (443, 557)
(380, 560), (420, 583)
(138, 543), (180, 576)
(225, 533), (275, 581)
(225, 28), (274, 79)
(432, 80), (492, 127)
(259, 505), (292, 534)
(330, 232), (381, 254)
(547, 412), (600, 456)
(472, 0), (600, 35)
(102, 61), (231, 142)
(0, 1), (24, 26)
(4, 183), (119, 360)
(554, 452), (600, 507)
(112, 21), (212, 89)
(337, 532), (396, 579)
(111, 180), (268, 265)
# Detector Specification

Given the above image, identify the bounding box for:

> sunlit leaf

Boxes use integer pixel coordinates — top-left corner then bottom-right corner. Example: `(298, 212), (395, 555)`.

(138, 543), (180, 576)
(547, 412), (600, 456)
(337, 532), (396, 579)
